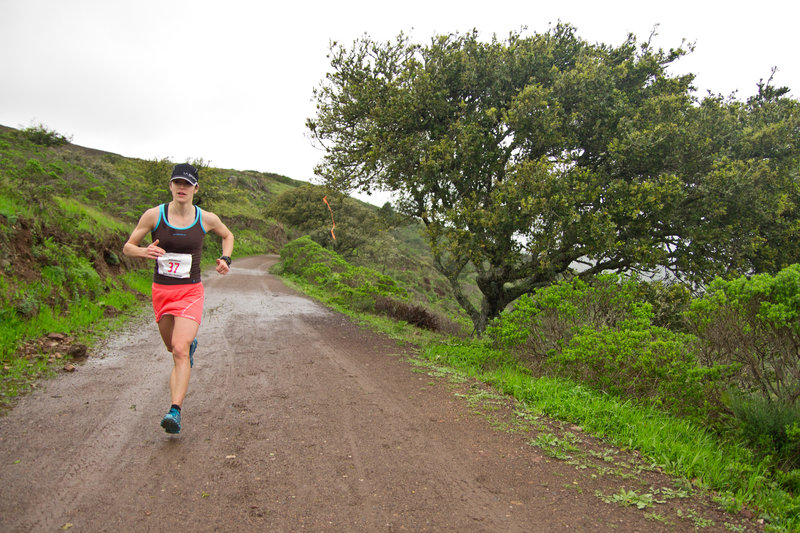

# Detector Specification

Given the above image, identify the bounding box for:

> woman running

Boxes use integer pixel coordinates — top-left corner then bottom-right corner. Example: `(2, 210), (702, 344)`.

(123, 163), (234, 434)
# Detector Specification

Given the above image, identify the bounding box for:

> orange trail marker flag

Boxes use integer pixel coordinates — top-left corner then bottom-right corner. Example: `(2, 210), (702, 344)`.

(323, 196), (336, 240)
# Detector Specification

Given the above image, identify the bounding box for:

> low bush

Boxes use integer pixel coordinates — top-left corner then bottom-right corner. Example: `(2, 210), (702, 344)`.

(686, 265), (800, 472)
(727, 391), (800, 472)
(19, 123), (72, 147)
(486, 274), (732, 421)
(32, 237), (103, 301)
(281, 237), (404, 294)
(686, 265), (800, 408)
(552, 315), (725, 419)
(487, 274), (646, 367)
(486, 266), (800, 490)
(633, 278), (693, 331)
(374, 296), (439, 331)
(278, 235), (350, 282)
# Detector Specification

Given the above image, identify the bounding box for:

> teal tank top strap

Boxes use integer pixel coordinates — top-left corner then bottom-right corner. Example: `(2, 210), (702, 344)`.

(153, 203), (167, 231)
(196, 206), (206, 233)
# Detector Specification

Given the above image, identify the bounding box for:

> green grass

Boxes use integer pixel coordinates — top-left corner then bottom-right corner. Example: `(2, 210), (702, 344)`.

(211, 197), (267, 220)
(0, 194), (33, 221)
(120, 269), (152, 296)
(52, 196), (129, 237)
(0, 269), (152, 408)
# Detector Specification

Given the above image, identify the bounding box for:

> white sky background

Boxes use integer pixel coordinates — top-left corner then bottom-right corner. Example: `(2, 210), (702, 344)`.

(1, 0), (798, 205)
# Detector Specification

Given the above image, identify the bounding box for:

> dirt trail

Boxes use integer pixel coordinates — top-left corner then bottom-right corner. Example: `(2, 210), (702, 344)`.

(0, 256), (760, 532)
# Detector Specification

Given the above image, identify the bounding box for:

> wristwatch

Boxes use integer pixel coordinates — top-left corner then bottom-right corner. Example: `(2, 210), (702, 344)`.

(219, 255), (232, 266)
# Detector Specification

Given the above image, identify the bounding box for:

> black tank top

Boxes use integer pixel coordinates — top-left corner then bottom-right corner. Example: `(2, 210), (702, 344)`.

(151, 203), (206, 285)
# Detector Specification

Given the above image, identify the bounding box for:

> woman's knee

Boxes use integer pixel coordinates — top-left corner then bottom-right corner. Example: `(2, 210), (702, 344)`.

(172, 340), (191, 359)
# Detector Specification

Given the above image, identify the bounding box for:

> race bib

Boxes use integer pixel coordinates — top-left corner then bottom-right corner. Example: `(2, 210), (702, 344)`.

(157, 253), (192, 279)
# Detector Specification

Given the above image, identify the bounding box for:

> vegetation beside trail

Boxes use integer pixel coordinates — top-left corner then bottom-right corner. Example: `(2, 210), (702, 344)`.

(0, 123), (459, 405)
(0, 123), (302, 406)
(2, 118), (799, 529)
(4, 21), (800, 530)
(300, 23), (800, 530)
(277, 238), (799, 532)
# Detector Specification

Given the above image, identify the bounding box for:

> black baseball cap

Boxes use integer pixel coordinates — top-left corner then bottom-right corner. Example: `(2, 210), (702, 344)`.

(170, 163), (199, 186)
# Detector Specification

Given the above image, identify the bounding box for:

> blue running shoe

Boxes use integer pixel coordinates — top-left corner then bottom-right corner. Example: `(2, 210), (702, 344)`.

(161, 407), (181, 434)
(189, 338), (197, 368)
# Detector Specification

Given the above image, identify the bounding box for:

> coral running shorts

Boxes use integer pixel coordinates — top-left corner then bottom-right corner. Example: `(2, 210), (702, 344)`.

(151, 282), (204, 324)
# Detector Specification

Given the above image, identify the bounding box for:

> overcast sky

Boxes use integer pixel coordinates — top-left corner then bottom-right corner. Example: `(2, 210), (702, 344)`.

(1, 0), (797, 204)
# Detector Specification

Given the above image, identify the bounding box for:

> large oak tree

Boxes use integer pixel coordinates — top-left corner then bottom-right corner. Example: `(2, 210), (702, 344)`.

(308, 25), (800, 333)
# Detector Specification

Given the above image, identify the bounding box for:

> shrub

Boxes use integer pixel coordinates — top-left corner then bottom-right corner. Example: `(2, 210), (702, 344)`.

(280, 236), (405, 297)
(31, 238), (103, 301)
(20, 123), (72, 147)
(551, 314), (726, 419)
(486, 274), (646, 369)
(633, 279), (693, 331)
(276, 236), (458, 332)
(486, 273), (731, 421)
(727, 391), (800, 471)
(87, 186), (108, 201)
(686, 265), (800, 407)
(374, 296), (439, 331)
(340, 266), (405, 297)
(279, 235), (349, 282)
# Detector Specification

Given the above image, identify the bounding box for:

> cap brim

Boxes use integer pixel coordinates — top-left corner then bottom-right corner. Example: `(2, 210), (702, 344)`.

(170, 176), (197, 185)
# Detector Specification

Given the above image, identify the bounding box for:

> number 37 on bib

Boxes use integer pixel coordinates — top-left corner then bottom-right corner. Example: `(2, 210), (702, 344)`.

(157, 253), (192, 279)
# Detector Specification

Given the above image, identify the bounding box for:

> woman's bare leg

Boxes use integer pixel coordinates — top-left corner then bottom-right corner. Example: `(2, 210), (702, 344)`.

(158, 315), (200, 407)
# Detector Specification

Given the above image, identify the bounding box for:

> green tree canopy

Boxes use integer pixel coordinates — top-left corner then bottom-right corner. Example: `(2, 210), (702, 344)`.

(266, 184), (397, 259)
(308, 25), (800, 333)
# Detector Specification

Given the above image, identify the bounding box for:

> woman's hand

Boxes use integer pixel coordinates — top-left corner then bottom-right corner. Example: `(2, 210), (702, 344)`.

(215, 257), (230, 275)
(145, 239), (166, 260)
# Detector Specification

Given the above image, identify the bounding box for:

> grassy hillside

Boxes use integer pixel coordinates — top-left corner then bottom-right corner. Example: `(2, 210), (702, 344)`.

(0, 123), (293, 400)
(0, 123), (471, 403)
